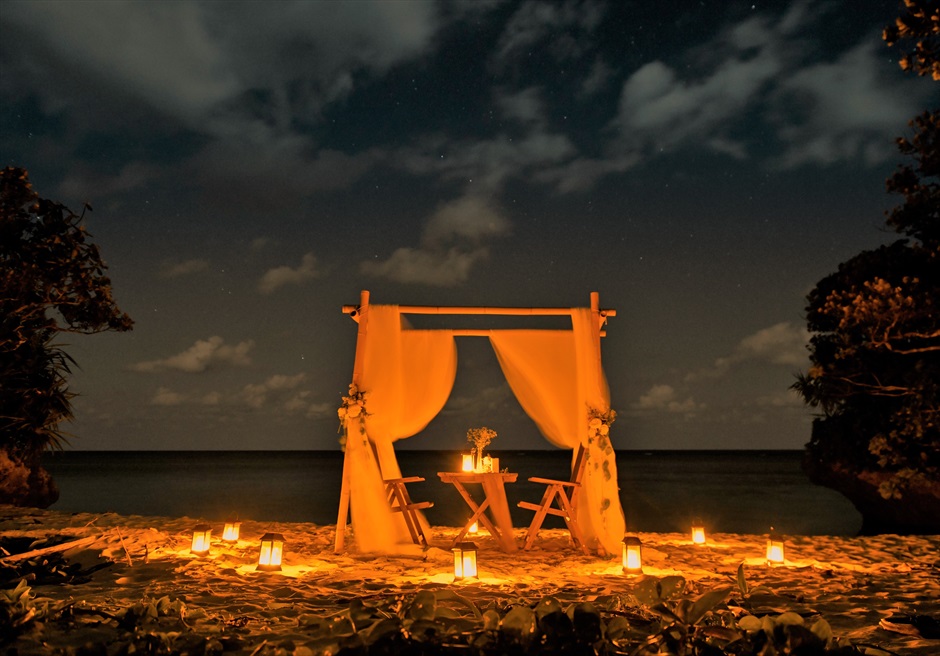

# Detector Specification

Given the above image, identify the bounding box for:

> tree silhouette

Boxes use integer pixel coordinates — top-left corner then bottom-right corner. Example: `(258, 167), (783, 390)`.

(793, 3), (939, 533)
(1, 167), (133, 507)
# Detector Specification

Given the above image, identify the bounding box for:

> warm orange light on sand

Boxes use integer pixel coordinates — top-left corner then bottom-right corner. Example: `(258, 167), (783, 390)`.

(622, 535), (643, 574)
(222, 520), (241, 542)
(453, 541), (478, 580)
(691, 520), (706, 545)
(766, 529), (785, 565)
(461, 454), (474, 472)
(191, 524), (212, 556)
(258, 532), (285, 571)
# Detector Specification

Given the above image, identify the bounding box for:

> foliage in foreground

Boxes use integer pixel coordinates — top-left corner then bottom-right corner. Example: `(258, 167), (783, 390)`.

(3, 564), (890, 656)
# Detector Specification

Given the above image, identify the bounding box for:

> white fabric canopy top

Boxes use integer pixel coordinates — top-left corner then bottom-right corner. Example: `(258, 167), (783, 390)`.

(340, 303), (625, 555)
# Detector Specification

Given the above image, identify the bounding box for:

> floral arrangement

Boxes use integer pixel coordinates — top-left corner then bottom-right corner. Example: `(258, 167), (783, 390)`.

(466, 426), (497, 457)
(587, 406), (616, 456)
(337, 384), (368, 448)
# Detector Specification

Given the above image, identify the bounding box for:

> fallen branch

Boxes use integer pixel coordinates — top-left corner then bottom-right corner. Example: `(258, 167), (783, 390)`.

(115, 528), (133, 567)
(1, 535), (98, 562)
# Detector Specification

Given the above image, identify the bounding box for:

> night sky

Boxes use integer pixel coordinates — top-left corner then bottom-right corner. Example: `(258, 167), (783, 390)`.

(1, 1), (934, 452)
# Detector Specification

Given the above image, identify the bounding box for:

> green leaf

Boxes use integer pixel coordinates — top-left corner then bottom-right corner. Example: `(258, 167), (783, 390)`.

(736, 562), (749, 597)
(406, 590), (437, 621)
(738, 615), (762, 632)
(685, 586), (733, 626)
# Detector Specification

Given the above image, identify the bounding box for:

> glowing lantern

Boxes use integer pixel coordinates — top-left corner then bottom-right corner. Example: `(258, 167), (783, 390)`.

(222, 519), (241, 542)
(452, 541), (478, 580)
(621, 535), (643, 574)
(766, 528), (785, 565)
(461, 454), (474, 472)
(191, 524), (212, 556)
(257, 532), (285, 571)
(691, 519), (706, 545)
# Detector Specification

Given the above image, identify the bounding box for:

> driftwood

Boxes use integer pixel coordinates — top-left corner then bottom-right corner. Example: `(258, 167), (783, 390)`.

(0, 535), (98, 562)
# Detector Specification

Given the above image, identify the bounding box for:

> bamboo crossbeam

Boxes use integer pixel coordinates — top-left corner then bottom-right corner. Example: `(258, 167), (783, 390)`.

(342, 304), (616, 318)
(450, 329), (608, 337)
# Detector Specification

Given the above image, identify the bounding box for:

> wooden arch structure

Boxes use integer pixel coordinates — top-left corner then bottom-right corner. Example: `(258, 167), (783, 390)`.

(334, 290), (617, 553)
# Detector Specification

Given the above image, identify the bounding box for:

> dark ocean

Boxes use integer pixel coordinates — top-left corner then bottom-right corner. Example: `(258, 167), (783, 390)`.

(41, 450), (863, 536)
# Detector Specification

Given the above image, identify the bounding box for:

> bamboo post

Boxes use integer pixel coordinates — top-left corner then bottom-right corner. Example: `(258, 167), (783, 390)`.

(334, 290), (370, 553)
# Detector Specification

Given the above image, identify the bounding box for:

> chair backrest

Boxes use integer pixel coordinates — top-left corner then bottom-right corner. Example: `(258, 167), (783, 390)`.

(570, 443), (588, 484)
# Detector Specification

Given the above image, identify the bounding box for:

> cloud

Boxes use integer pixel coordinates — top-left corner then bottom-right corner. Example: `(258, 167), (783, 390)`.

(496, 87), (547, 127)
(773, 39), (932, 168)
(258, 253), (319, 294)
(2, 2), (437, 129)
(633, 384), (704, 415)
(732, 322), (810, 366)
(494, 0), (604, 67)
(361, 194), (510, 286)
(686, 322), (809, 381)
(57, 161), (157, 202)
(133, 336), (254, 373)
(240, 373), (307, 410)
(400, 130), (576, 195)
(150, 387), (184, 406)
(443, 383), (515, 415)
(160, 259), (210, 278)
(612, 16), (784, 157)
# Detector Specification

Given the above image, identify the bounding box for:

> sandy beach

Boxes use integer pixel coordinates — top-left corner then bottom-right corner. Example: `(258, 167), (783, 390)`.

(1, 505), (937, 655)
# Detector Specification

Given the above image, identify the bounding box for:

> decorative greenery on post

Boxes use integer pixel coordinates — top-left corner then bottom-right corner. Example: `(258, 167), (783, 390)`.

(1, 167), (133, 508)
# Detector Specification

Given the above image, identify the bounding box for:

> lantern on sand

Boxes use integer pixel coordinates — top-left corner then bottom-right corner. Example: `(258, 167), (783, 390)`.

(191, 524), (212, 556)
(257, 532), (285, 571)
(621, 535), (643, 574)
(452, 542), (478, 580)
(222, 518), (241, 542)
(691, 519), (706, 545)
(766, 528), (785, 565)
(461, 453), (474, 472)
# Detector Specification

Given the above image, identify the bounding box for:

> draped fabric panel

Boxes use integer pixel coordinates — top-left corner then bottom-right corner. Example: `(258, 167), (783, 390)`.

(348, 305), (457, 552)
(490, 309), (625, 554)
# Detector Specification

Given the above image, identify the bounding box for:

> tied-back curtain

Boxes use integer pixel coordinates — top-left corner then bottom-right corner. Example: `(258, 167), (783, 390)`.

(490, 308), (625, 554)
(348, 305), (457, 552)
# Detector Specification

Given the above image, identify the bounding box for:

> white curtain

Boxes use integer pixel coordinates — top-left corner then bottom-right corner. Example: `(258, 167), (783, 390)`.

(346, 305), (457, 553)
(489, 309), (625, 554)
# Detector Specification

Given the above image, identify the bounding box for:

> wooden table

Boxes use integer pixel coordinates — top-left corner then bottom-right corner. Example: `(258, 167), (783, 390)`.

(437, 471), (518, 552)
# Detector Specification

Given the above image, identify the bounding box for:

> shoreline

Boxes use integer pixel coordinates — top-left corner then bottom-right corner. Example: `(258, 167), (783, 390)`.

(2, 505), (937, 654)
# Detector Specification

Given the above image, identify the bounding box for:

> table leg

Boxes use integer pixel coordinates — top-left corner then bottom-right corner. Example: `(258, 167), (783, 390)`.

(450, 482), (502, 546)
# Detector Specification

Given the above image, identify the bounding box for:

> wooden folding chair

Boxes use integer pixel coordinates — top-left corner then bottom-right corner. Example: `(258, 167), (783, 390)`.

(384, 476), (433, 548)
(518, 444), (590, 554)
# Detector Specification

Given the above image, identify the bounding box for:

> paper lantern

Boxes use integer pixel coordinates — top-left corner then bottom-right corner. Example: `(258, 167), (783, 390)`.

(222, 519), (241, 542)
(766, 528), (785, 565)
(461, 454), (474, 472)
(452, 541), (478, 580)
(691, 519), (706, 545)
(621, 535), (643, 574)
(257, 532), (285, 571)
(191, 524), (212, 556)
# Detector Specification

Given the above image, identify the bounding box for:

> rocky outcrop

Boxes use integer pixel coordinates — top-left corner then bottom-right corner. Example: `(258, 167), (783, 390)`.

(0, 449), (59, 508)
(803, 455), (940, 535)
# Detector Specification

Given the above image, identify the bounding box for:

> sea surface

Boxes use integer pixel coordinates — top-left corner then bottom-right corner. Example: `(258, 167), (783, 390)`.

(42, 450), (863, 536)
